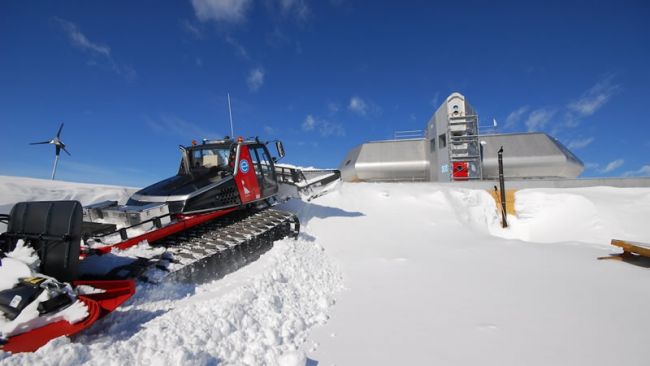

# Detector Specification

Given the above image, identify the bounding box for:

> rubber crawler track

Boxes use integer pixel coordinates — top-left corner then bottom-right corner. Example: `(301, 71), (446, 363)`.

(137, 208), (300, 284)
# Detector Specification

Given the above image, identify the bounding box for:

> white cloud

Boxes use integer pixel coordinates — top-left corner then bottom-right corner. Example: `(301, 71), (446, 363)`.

(566, 137), (595, 150)
(525, 108), (555, 131)
(263, 125), (277, 135)
(55, 17), (135, 80)
(181, 19), (202, 38)
(225, 35), (249, 59)
(584, 162), (600, 170)
(246, 68), (265, 92)
(302, 115), (316, 131)
(278, 0), (310, 20)
(599, 159), (624, 174)
(348, 96), (368, 116)
(191, 0), (253, 23)
(319, 121), (345, 137)
(623, 165), (650, 177)
(55, 18), (110, 56)
(328, 102), (340, 114)
(430, 92), (441, 108)
(147, 115), (219, 140)
(568, 76), (621, 117)
(504, 106), (529, 129)
(301, 115), (345, 137)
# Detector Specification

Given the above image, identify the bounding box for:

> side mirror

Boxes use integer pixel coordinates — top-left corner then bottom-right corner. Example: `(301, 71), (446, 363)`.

(275, 141), (285, 159)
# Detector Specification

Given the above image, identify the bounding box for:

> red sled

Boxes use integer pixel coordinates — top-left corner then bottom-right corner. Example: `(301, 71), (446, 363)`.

(1, 279), (135, 354)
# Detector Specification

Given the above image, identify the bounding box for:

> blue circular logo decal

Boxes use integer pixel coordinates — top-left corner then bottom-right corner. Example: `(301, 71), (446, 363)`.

(239, 159), (250, 174)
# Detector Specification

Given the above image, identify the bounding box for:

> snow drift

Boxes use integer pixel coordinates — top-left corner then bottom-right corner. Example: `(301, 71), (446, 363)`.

(1, 176), (650, 365)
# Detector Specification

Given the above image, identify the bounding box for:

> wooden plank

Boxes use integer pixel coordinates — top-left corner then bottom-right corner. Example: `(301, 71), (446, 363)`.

(488, 189), (517, 215)
(611, 239), (650, 258)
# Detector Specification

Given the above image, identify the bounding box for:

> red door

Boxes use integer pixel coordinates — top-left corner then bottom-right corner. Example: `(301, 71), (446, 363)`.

(452, 162), (469, 180)
(235, 145), (262, 204)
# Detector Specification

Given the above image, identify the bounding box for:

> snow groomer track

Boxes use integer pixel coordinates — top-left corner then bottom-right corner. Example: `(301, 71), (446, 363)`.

(130, 208), (300, 284)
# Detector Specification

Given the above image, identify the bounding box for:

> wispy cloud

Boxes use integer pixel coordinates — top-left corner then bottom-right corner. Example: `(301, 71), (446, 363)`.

(181, 19), (203, 38)
(623, 165), (650, 177)
(567, 76), (621, 117)
(246, 67), (265, 92)
(599, 159), (624, 174)
(557, 75), (622, 132)
(191, 0), (253, 23)
(509, 76), (621, 135)
(57, 19), (110, 56)
(277, 0), (310, 21)
(55, 17), (135, 80)
(348, 95), (382, 117)
(302, 115), (316, 131)
(525, 108), (556, 132)
(225, 35), (250, 59)
(327, 102), (340, 114)
(263, 125), (277, 135)
(348, 96), (368, 116)
(504, 106), (529, 129)
(566, 137), (595, 150)
(146, 115), (220, 140)
(430, 92), (441, 108)
(301, 115), (345, 137)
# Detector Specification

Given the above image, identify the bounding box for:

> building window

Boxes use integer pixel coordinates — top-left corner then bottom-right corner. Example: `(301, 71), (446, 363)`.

(429, 138), (436, 153)
(438, 134), (447, 149)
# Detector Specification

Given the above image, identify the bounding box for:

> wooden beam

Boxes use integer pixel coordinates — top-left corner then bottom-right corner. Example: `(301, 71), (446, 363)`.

(611, 239), (650, 258)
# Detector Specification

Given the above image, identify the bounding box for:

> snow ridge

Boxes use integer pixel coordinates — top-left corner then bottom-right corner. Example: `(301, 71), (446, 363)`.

(1, 239), (342, 366)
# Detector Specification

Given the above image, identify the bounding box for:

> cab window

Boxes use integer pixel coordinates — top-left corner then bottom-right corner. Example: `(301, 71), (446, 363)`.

(190, 147), (230, 170)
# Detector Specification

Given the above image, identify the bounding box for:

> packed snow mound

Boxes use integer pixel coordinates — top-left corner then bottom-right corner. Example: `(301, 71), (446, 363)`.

(448, 186), (650, 246)
(0, 175), (136, 232)
(301, 183), (650, 366)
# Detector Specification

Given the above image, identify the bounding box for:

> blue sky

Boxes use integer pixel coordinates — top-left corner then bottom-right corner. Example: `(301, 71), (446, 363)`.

(1, 0), (649, 187)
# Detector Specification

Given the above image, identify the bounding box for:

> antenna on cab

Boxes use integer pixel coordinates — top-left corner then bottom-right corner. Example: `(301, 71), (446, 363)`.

(227, 93), (234, 138)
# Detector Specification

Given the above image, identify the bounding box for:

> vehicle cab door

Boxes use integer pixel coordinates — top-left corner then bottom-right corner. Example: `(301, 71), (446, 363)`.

(249, 144), (279, 199)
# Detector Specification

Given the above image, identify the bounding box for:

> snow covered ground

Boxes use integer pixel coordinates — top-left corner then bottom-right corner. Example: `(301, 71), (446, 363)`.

(1, 175), (650, 365)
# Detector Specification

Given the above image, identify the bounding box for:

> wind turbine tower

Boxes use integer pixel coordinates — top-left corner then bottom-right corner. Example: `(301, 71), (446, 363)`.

(30, 123), (71, 180)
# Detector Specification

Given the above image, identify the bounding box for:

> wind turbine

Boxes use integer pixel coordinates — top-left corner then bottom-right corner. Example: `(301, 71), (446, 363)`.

(30, 123), (71, 180)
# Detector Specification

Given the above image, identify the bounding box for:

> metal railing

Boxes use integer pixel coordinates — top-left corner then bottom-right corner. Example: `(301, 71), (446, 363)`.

(393, 130), (424, 140)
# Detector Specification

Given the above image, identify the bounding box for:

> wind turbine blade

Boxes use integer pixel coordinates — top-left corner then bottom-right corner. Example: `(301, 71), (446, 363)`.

(57, 123), (64, 138)
(30, 141), (51, 145)
(55, 145), (61, 156)
(62, 146), (71, 156)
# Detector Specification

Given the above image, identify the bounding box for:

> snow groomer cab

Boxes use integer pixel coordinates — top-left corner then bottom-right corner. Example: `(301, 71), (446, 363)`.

(126, 136), (286, 214)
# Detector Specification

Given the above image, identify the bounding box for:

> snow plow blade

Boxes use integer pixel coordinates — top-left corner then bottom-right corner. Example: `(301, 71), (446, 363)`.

(275, 165), (340, 201)
(0, 279), (135, 354)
